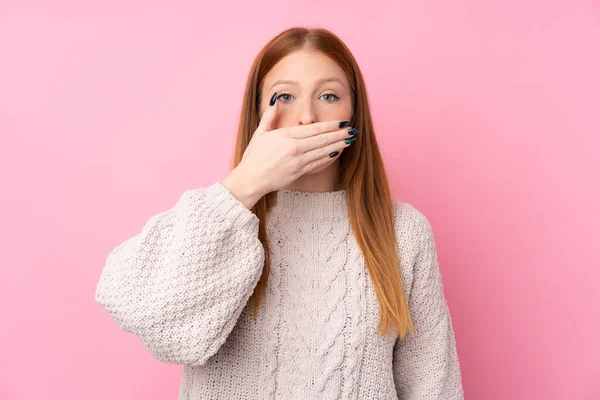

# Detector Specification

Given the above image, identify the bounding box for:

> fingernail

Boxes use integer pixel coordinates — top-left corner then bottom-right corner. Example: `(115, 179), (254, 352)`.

(329, 151), (340, 158)
(348, 127), (359, 136)
(339, 121), (350, 128)
(269, 92), (278, 106)
(345, 137), (357, 144)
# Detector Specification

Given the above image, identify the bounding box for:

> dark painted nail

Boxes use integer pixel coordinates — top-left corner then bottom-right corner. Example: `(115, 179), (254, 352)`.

(269, 92), (278, 106)
(345, 137), (357, 144)
(329, 151), (340, 158)
(339, 121), (350, 128)
(348, 127), (359, 136)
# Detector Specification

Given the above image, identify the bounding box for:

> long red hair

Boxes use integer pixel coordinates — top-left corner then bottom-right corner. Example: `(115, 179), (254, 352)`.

(232, 27), (414, 338)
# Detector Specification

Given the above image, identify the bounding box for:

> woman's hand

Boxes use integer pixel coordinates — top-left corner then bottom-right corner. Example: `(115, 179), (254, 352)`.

(222, 92), (357, 209)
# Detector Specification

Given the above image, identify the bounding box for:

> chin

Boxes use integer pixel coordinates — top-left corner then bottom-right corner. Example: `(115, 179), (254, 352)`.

(304, 169), (321, 175)
(307, 160), (338, 175)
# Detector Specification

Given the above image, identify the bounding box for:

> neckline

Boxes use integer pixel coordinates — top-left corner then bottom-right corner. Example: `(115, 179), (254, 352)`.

(269, 187), (348, 219)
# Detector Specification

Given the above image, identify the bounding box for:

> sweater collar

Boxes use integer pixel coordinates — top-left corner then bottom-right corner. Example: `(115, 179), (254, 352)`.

(269, 187), (348, 219)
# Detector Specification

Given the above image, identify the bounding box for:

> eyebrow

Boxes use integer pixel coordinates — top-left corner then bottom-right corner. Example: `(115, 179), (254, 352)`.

(269, 77), (345, 91)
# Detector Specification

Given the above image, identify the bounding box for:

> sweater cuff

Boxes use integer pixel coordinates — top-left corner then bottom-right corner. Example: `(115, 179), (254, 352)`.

(202, 181), (260, 237)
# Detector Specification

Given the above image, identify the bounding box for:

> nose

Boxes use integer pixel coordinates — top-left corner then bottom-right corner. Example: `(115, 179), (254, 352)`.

(297, 98), (318, 126)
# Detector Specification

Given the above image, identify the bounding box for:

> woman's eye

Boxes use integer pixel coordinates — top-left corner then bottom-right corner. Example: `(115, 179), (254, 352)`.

(322, 93), (340, 102)
(277, 93), (293, 102)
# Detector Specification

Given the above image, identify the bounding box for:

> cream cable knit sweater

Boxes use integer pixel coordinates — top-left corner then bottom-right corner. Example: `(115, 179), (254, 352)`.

(95, 181), (464, 399)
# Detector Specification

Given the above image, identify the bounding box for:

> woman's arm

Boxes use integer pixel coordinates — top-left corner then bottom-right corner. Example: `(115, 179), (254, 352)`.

(393, 209), (464, 399)
(94, 181), (265, 366)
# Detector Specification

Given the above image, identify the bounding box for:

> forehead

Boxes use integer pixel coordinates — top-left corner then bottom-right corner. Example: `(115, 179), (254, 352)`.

(263, 49), (347, 87)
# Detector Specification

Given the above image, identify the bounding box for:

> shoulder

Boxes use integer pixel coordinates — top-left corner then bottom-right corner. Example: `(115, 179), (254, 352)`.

(391, 200), (437, 257)
(391, 201), (441, 292)
(392, 200), (433, 238)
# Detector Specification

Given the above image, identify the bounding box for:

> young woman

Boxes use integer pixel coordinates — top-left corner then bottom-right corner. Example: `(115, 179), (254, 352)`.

(95, 27), (464, 399)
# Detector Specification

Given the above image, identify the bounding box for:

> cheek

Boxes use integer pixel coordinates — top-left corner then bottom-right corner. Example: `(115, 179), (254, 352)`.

(322, 102), (353, 121)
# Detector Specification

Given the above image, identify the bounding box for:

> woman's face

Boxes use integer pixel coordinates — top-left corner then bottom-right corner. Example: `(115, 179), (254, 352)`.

(259, 48), (353, 133)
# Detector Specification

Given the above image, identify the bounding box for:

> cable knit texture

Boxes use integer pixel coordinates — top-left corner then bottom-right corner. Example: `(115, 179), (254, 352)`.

(95, 181), (464, 399)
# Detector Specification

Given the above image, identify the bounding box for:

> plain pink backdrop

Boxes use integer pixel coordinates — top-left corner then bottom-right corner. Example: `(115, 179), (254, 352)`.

(1, 1), (598, 399)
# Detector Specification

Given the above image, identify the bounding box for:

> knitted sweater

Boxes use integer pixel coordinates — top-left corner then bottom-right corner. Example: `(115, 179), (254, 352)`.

(94, 181), (464, 399)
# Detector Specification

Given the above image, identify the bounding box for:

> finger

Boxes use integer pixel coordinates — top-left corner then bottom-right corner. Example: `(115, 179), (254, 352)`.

(284, 120), (350, 139)
(299, 135), (355, 171)
(257, 92), (280, 133)
(296, 126), (358, 153)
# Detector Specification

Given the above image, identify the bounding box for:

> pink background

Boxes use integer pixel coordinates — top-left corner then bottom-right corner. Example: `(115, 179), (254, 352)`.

(1, 1), (598, 399)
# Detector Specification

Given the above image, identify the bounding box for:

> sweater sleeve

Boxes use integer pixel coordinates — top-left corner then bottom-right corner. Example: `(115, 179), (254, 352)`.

(392, 210), (464, 399)
(94, 181), (265, 366)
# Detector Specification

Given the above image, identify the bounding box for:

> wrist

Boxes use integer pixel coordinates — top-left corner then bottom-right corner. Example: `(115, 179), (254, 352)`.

(221, 167), (264, 210)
